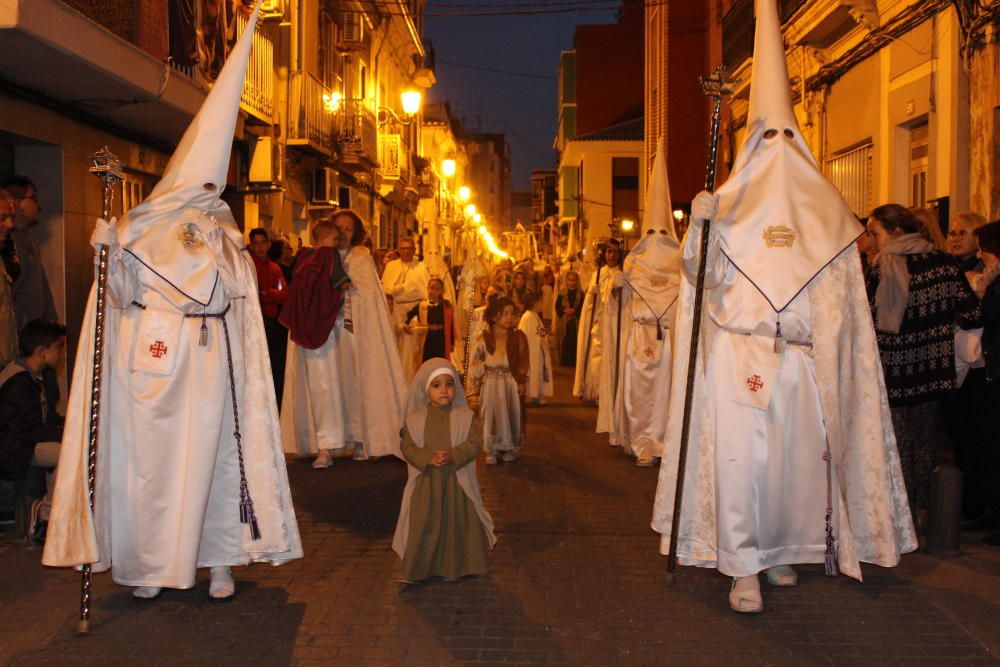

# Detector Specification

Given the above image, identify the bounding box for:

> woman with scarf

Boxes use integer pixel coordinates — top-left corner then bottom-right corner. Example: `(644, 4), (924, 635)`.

(866, 203), (981, 532)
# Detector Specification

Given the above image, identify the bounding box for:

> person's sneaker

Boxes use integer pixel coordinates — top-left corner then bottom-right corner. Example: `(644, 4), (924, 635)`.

(502, 451), (517, 463)
(312, 449), (333, 469)
(485, 454), (498, 465)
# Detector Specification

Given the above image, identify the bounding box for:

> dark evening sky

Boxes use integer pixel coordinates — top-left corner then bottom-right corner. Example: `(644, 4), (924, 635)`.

(424, 7), (620, 190)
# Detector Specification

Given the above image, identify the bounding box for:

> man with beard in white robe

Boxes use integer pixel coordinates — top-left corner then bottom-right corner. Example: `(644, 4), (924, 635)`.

(383, 236), (431, 381)
(652, 0), (916, 614)
(606, 141), (680, 466)
(43, 5), (302, 601)
(574, 242), (622, 404)
(282, 209), (407, 468)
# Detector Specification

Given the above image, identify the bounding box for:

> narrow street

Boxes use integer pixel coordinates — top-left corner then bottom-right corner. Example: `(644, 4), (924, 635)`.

(1, 369), (999, 666)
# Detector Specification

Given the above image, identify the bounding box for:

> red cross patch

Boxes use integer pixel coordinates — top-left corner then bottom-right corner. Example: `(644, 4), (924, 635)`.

(643, 346), (655, 359)
(746, 374), (764, 392)
(149, 341), (168, 359)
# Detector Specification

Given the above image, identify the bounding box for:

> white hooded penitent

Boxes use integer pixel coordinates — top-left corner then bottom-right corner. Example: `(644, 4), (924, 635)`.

(713, 0), (862, 314)
(115, 4), (260, 306)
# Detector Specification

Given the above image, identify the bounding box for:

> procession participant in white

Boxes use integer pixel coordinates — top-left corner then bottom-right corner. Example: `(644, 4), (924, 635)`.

(43, 5), (302, 601)
(517, 291), (554, 405)
(382, 236), (431, 379)
(281, 210), (407, 468)
(607, 141), (680, 466)
(573, 242), (622, 404)
(651, 0), (916, 614)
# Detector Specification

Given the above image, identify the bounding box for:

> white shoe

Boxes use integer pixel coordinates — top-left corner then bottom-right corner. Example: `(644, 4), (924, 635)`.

(209, 566), (235, 600)
(765, 565), (798, 587)
(729, 575), (763, 614)
(635, 456), (655, 467)
(132, 586), (162, 600)
(485, 455), (498, 465)
(352, 445), (368, 461)
(502, 451), (517, 462)
(312, 450), (333, 469)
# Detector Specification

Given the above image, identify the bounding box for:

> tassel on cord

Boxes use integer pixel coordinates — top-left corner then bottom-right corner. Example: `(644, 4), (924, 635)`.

(239, 477), (262, 541)
(199, 316), (208, 346)
(823, 447), (839, 576)
(656, 320), (663, 341)
(773, 319), (784, 353)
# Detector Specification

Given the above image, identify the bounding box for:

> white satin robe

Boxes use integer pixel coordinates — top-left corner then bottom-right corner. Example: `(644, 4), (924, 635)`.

(573, 267), (620, 402)
(695, 242), (831, 577)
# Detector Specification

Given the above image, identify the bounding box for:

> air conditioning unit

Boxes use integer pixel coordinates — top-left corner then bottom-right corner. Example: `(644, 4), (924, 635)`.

(311, 167), (339, 205)
(249, 136), (279, 184)
(337, 11), (364, 51)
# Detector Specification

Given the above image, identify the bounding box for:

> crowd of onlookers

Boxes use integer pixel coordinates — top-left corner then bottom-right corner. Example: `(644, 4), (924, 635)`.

(2, 184), (998, 549)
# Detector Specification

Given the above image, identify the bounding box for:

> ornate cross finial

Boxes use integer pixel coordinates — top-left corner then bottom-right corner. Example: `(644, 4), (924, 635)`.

(700, 64), (739, 100)
(89, 146), (124, 185)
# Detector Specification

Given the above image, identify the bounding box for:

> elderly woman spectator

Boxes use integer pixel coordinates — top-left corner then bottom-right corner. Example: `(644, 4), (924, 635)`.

(866, 203), (981, 533)
(942, 210), (993, 527)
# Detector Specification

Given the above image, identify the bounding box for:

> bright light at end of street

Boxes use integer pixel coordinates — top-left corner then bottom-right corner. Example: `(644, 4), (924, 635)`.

(458, 186), (471, 202)
(442, 159), (456, 177)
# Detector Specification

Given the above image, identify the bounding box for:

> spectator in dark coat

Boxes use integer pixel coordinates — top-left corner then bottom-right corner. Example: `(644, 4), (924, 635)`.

(973, 221), (1000, 545)
(866, 204), (982, 531)
(0, 319), (66, 539)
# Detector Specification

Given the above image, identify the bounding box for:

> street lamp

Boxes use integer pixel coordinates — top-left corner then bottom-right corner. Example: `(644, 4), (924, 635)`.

(458, 186), (471, 202)
(465, 203), (477, 217)
(620, 218), (635, 233)
(473, 212), (482, 224)
(673, 209), (685, 222)
(401, 89), (422, 116)
(442, 159), (456, 177)
(323, 91), (342, 113)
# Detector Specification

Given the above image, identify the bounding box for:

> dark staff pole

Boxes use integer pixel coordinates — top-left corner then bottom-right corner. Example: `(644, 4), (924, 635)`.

(666, 66), (736, 584)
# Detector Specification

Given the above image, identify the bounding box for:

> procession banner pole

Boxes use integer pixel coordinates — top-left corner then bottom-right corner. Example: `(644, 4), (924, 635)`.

(666, 66), (736, 584)
(462, 289), (475, 382)
(78, 147), (123, 634)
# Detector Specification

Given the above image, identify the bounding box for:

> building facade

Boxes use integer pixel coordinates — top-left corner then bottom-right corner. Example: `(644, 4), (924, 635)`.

(556, 4), (645, 255)
(0, 0), (446, 370)
(459, 132), (511, 230)
(709, 0), (999, 227)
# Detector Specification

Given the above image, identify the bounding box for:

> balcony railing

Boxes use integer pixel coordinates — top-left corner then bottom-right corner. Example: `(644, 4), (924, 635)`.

(288, 71), (336, 155)
(339, 99), (379, 169)
(722, 0), (754, 71)
(237, 12), (275, 123)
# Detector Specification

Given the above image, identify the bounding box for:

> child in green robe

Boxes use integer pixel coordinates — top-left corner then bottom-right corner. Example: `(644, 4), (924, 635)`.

(392, 359), (496, 583)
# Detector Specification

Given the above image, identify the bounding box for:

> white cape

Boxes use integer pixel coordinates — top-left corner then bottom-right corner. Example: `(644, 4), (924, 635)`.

(517, 310), (554, 400)
(43, 228), (302, 576)
(651, 243), (917, 580)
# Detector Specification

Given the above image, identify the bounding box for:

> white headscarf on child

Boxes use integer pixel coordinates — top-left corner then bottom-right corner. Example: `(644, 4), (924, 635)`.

(392, 359), (496, 558)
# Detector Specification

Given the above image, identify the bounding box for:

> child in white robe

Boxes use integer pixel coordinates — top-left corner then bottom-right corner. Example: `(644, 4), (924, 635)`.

(392, 359), (496, 583)
(517, 291), (554, 405)
(467, 296), (530, 464)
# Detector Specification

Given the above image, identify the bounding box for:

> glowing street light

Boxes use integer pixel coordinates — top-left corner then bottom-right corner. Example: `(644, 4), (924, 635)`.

(323, 91), (342, 113)
(620, 218), (635, 233)
(673, 209), (685, 221)
(401, 89), (422, 116)
(458, 186), (471, 202)
(465, 203), (477, 217)
(473, 212), (482, 224)
(442, 159), (456, 177)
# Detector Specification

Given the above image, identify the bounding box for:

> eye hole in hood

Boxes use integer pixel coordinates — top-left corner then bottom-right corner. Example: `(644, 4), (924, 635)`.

(783, 129), (795, 139)
(764, 129), (779, 139)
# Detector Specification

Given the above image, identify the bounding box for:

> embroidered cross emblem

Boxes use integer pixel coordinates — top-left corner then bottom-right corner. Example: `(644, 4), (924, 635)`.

(644, 346), (655, 359)
(746, 374), (764, 392)
(149, 341), (168, 359)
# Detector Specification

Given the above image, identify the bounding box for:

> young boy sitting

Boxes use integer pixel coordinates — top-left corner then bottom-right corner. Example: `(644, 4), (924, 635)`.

(0, 319), (67, 542)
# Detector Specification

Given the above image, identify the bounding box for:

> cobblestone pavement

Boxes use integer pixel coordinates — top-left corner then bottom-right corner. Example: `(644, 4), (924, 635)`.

(1, 368), (999, 666)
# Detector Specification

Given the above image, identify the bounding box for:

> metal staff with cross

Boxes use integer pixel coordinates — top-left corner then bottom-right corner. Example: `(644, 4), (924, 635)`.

(78, 147), (123, 634)
(666, 65), (737, 584)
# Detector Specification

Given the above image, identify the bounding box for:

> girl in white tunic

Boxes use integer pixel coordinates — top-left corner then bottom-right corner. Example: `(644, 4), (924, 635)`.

(467, 297), (530, 464)
(517, 291), (554, 405)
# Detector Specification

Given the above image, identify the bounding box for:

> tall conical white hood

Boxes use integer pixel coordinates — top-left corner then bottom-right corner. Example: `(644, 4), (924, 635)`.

(116, 3), (261, 305)
(624, 138), (680, 313)
(712, 0), (862, 314)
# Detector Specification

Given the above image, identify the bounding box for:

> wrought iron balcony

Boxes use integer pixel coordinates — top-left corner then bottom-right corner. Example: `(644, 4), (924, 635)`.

(236, 12), (275, 124)
(288, 71), (337, 156)
(339, 99), (379, 171)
